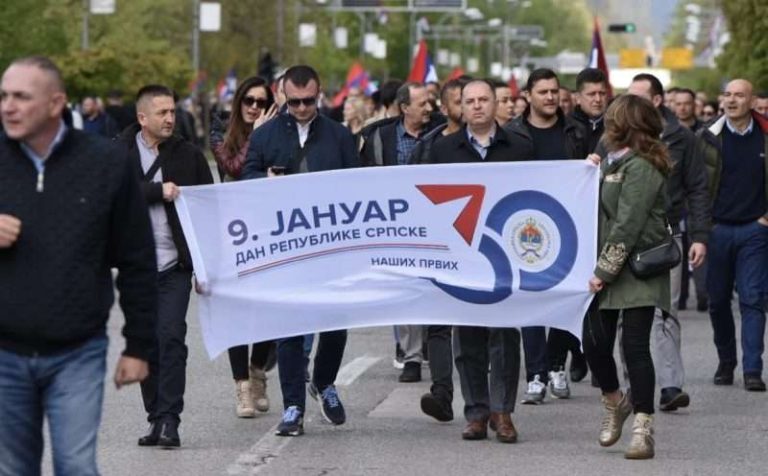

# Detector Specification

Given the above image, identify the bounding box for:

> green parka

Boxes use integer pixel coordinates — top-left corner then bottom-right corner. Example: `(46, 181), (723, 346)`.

(594, 150), (671, 312)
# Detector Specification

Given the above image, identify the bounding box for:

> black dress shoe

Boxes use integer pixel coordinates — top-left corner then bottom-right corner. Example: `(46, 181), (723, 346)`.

(569, 351), (588, 383)
(420, 392), (453, 422)
(398, 362), (421, 383)
(659, 387), (690, 411)
(714, 362), (735, 385)
(137, 422), (161, 447)
(157, 420), (181, 448)
(744, 374), (767, 392)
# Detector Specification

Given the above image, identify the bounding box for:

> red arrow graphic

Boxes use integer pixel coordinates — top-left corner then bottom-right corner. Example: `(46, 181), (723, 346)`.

(416, 185), (486, 246)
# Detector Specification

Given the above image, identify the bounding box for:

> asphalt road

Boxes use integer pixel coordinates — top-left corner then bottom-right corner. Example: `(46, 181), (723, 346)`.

(35, 289), (768, 476)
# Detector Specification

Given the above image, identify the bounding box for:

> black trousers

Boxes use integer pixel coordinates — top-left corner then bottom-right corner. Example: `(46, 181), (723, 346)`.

(546, 328), (582, 370)
(228, 342), (274, 381)
(583, 304), (656, 415)
(140, 267), (192, 423)
(426, 325), (453, 399)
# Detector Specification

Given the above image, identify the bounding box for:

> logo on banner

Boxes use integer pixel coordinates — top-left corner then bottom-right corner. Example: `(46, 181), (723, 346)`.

(512, 218), (552, 265)
(417, 186), (577, 305)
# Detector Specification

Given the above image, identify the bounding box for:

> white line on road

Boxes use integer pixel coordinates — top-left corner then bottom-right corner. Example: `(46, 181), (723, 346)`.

(225, 354), (381, 475)
(335, 355), (381, 387)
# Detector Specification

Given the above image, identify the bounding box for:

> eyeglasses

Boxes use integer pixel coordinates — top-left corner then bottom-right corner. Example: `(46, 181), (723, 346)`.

(286, 96), (317, 108)
(242, 96), (268, 109)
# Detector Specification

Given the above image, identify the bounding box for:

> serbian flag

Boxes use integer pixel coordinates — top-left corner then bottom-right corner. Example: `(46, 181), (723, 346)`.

(507, 78), (520, 97)
(332, 62), (376, 108)
(446, 66), (465, 81)
(588, 17), (613, 97)
(408, 40), (438, 84)
(216, 69), (237, 102)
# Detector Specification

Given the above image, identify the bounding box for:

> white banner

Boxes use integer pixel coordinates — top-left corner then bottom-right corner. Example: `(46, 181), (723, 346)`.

(176, 162), (599, 358)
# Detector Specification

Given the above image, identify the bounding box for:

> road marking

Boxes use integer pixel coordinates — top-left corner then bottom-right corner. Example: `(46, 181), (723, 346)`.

(335, 355), (381, 387)
(226, 354), (381, 474)
(226, 424), (291, 475)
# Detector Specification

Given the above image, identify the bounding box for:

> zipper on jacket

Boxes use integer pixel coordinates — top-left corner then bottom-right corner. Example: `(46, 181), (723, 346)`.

(36, 170), (44, 192)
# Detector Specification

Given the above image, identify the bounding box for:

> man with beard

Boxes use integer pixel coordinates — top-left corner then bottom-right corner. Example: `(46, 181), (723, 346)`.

(504, 68), (588, 404)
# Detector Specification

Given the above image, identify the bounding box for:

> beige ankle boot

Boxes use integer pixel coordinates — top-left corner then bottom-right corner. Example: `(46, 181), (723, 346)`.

(235, 380), (255, 418)
(625, 413), (655, 459)
(249, 365), (270, 412)
(598, 392), (632, 447)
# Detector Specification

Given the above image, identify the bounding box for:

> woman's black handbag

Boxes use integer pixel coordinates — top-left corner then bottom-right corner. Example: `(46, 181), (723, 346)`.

(628, 228), (681, 279)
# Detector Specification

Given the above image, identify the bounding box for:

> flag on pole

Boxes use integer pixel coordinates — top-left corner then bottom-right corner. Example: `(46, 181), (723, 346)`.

(507, 78), (520, 97)
(332, 62), (377, 108)
(408, 40), (438, 84)
(588, 17), (613, 97)
(216, 69), (237, 102)
(446, 66), (465, 81)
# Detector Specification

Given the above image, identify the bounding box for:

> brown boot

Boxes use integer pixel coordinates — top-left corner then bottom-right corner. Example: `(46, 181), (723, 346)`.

(624, 413), (655, 460)
(461, 419), (488, 440)
(249, 365), (269, 413)
(598, 392), (632, 447)
(489, 412), (518, 443)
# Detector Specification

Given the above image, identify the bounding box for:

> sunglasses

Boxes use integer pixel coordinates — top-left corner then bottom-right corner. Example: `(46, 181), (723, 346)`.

(242, 96), (268, 109)
(286, 96), (317, 108)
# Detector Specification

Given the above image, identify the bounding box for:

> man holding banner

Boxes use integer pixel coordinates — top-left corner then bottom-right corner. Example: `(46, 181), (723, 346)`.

(242, 65), (359, 436)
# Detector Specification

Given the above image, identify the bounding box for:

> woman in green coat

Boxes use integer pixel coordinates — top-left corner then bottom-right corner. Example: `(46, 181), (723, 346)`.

(584, 94), (672, 460)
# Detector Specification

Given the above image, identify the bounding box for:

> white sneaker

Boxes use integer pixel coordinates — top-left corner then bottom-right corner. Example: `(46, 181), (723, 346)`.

(548, 370), (571, 399)
(521, 374), (547, 404)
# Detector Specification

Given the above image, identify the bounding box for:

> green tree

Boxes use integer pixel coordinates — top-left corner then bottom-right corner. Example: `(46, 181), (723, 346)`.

(718, 0), (768, 92)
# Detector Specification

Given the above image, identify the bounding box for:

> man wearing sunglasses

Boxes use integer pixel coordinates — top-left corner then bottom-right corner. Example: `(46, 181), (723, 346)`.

(242, 65), (359, 437)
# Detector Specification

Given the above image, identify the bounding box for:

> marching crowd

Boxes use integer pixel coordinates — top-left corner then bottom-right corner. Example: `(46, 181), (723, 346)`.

(1, 53), (767, 475)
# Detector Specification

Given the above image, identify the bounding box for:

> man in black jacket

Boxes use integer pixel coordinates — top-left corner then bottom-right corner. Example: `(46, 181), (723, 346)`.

(409, 77), (467, 165)
(503, 68), (588, 404)
(623, 73), (710, 410)
(117, 85), (214, 448)
(360, 81), (435, 383)
(242, 65), (359, 437)
(570, 68), (608, 154)
(428, 79), (522, 444)
(0, 56), (157, 475)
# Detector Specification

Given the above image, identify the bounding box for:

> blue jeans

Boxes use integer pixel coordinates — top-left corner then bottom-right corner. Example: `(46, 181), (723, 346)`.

(0, 335), (108, 476)
(521, 326), (548, 383)
(707, 221), (768, 375)
(278, 330), (346, 410)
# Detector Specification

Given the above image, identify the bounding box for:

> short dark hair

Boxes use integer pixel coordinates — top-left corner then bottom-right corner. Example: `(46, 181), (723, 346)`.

(136, 84), (174, 105)
(632, 73), (664, 97)
(396, 81), (424, 109)
(488, 79), (508, 90)
(10, 56), (65, 92)
(440, 78), (470, 104)
(576, 68), (607, 92)
(283, 65), (320, 88)
(676, 88), (695, 101)
(526, 68), (559, 91)
(667, 86), (681, 95)
(462, 79), (496, 98)
(379, 79), (403, 108)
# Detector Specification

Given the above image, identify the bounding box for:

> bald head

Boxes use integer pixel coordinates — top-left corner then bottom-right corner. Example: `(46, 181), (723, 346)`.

(723, 79), (755, 122)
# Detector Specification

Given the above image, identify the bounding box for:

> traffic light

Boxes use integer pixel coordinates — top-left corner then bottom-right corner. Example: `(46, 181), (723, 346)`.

(608, 23), (636, 33)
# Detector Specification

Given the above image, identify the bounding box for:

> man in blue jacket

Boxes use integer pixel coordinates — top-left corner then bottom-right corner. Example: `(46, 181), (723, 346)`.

(242, 65), (359, 436)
